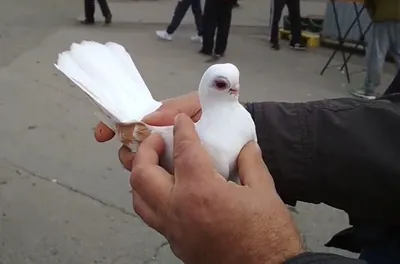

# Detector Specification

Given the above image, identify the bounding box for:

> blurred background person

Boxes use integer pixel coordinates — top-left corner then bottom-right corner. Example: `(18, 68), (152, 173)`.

(200, 0), (235, 62)
(80, 0), (112, 25)
(156, 0), (203, 43)
(269, 0), (306, 50)
(351, 0), (400, 100)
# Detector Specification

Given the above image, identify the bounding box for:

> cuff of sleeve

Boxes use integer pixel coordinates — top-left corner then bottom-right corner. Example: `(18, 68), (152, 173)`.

(284, 252), (365, 264)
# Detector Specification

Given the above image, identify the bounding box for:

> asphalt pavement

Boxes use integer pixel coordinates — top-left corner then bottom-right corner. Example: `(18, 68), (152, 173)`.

(0, 0), (397, 263)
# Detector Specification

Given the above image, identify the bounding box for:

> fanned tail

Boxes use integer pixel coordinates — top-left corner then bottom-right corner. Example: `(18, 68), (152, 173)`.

(54, 41), (162, 127)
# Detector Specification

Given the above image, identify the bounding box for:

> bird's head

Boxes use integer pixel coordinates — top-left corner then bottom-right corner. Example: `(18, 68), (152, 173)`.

(198, 63), (240, 104)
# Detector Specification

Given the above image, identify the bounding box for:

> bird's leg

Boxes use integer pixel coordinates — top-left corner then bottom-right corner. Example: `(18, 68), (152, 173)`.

(115, 122), (151, 152)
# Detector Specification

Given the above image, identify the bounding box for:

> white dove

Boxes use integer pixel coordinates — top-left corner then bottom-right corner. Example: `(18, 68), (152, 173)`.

(55, 41), (257, 181)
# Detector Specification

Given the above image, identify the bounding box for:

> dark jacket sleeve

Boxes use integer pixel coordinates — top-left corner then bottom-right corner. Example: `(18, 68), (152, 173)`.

(244, 95), (400, 225)
(284, 253), (366, 264)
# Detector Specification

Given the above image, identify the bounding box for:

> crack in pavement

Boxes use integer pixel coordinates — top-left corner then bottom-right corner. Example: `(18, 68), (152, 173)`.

(143, 241), (170, 264)
(3, 159), (138, 219)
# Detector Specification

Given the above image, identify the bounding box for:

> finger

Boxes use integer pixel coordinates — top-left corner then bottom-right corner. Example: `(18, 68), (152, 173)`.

(133, 133), (166, 167)
(173, 114), (215, 182)
(143, 92), (201, 125)
(118, 146), (135, 171)
(237, 141), (275, 189)
(94, 122), (115, 142)
(191, 109), (202, 122)
(131, 165), (173, 213)
(132, 190), (163, 233)
(142, 109), (180, 126)
(164, 91), (201, 118)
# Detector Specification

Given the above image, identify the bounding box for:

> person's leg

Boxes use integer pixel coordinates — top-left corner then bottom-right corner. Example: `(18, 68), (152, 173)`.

(200, 0), (218, 55)
(270, 0), (286, 50)
(156, 0), (191, 40)
(352, 22), (390, 99)
(96, 0), (112, 24)
(286, 0), (306, 50)
(190, 0), (204, 41)
(167, 0), (192, 35)
(214, 1), (234, 57)
(82, 0), (95, 24)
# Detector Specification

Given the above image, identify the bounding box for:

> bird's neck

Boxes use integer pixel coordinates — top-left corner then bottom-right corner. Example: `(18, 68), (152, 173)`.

(199, 91), (239, 110)
(199, 94), (240, 116)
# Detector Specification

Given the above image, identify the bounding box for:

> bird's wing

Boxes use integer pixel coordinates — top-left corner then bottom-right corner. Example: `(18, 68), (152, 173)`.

(201, 141), (231, 179)
(55, 41), (161, 129)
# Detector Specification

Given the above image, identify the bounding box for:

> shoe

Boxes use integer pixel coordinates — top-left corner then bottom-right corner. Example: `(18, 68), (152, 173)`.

(156, 30), (173, 41)
(351, 88), (377, 100)
(199, 49), (212, 56)
(105, 14), (112, 25)
(205, 54), (222, 63)
(290, 42), (307, 50)
(80, 18), (95, 25)
(190, 35), (203, 43)
(270, 42), (280, 50)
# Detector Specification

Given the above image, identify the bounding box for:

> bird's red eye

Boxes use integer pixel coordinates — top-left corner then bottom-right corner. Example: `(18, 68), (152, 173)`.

(214, 80), (227, 90)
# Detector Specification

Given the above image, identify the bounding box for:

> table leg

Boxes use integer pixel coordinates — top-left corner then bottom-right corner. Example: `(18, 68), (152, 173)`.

(340, 21), (372, 72)
(320, 0), (351, 82)
(320, 1), (365, 83)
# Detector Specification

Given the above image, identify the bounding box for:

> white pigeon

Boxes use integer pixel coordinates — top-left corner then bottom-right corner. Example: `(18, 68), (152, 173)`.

(55, 41), (257, 181)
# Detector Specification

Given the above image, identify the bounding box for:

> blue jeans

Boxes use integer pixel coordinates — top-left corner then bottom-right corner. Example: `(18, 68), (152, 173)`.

(364, 22), (400, 93)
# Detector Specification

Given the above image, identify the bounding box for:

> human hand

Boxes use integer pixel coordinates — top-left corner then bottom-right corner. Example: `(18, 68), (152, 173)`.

(94, 91), (201, 171)
(130, 113), (304, 264)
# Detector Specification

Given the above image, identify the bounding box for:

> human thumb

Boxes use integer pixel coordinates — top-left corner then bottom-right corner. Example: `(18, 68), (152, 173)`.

(237, 141), (275, 189)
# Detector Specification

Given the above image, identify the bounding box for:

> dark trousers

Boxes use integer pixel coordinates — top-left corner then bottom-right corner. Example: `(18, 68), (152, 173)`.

(202, 0), (234, 55)
(355, 226), (400, 264)
(84, 0), (111, 20)
(270, 0), (301, 44)
(383, 70), (400, 95)
(166, 0), (203, 36)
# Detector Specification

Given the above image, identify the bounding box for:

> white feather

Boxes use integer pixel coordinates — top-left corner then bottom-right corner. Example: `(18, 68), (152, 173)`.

(54, 40), (161, 127)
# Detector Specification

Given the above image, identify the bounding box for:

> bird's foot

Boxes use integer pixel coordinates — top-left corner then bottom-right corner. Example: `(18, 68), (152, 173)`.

(116, 122), (151, 152)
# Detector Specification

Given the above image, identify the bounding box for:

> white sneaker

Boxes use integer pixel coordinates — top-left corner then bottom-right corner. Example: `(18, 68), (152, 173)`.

(156, 30), (173, 41)
(190, 35), (203, 43)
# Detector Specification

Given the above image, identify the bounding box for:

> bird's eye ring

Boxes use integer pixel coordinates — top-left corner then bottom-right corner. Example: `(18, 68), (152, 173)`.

(214, 79), (228, 90)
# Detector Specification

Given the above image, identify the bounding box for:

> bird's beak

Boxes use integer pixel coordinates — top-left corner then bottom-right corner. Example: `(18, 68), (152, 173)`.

(229, 88), (239, 95)
(229, 83), (240, 96)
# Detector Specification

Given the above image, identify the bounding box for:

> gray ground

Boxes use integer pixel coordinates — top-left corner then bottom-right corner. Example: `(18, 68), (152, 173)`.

(0, 0), (397, 263)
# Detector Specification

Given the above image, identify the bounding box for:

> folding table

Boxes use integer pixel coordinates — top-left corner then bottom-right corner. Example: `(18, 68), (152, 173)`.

(320, 0), (373, 83)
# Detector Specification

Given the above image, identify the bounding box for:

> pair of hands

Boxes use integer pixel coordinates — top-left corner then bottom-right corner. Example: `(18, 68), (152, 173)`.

(94, 92), (304, 264)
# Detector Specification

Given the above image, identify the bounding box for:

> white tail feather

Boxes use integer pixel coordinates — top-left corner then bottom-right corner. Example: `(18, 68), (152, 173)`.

(55, 41), (162, 126)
